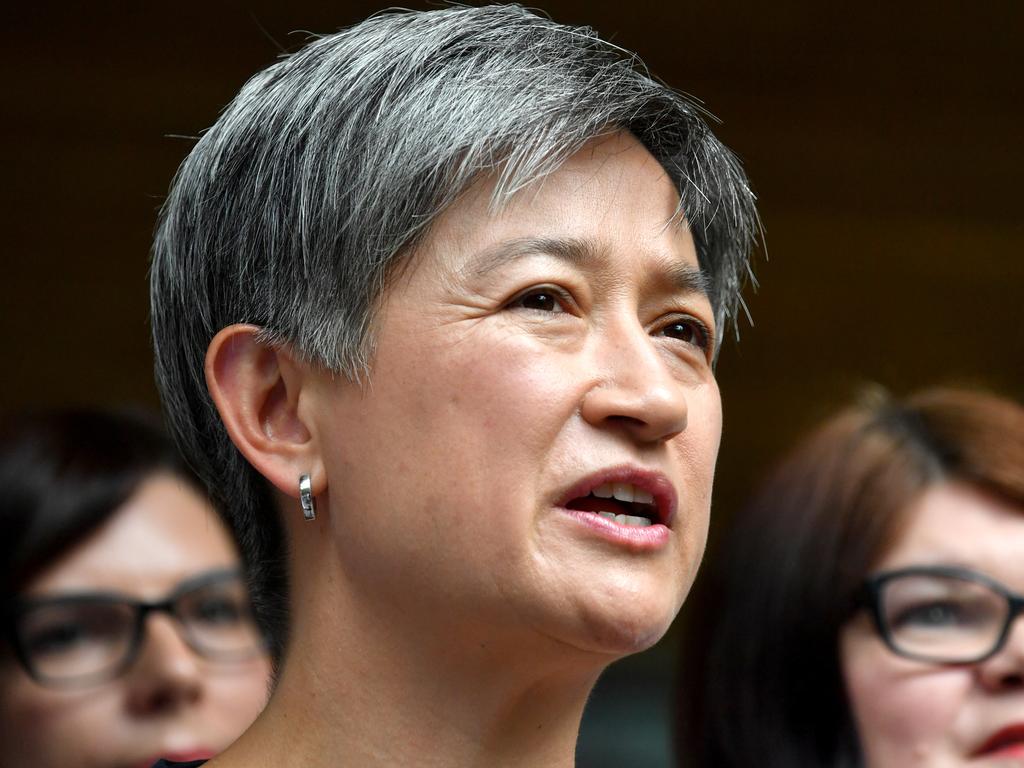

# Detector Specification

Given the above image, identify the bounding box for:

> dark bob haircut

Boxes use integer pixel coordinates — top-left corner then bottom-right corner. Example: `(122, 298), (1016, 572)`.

(0, 408), (206, 596)
(676, 387), (1024, 768)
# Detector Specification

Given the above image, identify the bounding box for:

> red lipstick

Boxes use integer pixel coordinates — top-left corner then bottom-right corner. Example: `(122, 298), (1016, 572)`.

(973, 723), (1024, 759)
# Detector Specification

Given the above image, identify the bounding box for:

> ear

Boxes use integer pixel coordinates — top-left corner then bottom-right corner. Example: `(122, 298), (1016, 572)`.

(205, 324), (326, 501)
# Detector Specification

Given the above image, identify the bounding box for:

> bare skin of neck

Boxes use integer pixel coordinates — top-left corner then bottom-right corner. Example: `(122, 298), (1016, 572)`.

(208, 513), (612, 768)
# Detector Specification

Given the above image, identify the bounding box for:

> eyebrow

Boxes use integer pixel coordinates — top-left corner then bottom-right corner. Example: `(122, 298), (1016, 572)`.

(17, 567), (242, 606)
(462, 235), (712, 299)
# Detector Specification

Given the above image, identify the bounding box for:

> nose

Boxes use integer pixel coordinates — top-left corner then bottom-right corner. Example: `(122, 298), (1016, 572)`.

(124, 613), (203, 716)
(580, 317), (690, 444)
(977, 614), (1024, 691)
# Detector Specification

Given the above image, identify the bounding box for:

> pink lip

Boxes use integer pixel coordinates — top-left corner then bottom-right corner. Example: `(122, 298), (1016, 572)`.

(131, 748), (217, 768)
(555, 465), (678, 551)
(973, 723), (1024, 759)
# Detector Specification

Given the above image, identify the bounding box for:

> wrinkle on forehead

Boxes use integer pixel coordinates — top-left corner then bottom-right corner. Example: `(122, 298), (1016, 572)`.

(390, 132), (706, 305)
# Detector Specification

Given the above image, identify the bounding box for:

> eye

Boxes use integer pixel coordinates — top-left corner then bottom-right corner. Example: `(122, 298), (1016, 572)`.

(190, 596), (245, 626)
(890, 598), (993, 630)
(506, 286), (573, 314)
(657, 316), (712, 353)
(26, 623), (86, 655)
(891, 600), (978, 630)
(22, 607), (126, 656)
(178, 580), (251, 627)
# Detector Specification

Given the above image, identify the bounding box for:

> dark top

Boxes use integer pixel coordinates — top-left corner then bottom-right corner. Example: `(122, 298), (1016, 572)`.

(151, 762), (207, 768)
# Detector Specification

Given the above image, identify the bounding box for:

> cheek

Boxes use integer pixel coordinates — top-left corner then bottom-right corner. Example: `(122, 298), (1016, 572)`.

(0, 673), (121, 768)
(455, 339), (582, 450)
(673, 381), (722, 513)
(841, 631), (970, 766)
(368, 328), (581, 493)
(698, 379), (723, 470)
(322, 334), (574, 595)
(201, 660), (272, 741)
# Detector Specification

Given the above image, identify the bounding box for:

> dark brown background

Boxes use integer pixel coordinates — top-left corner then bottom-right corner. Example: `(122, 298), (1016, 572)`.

(3, 3), (1022, 765)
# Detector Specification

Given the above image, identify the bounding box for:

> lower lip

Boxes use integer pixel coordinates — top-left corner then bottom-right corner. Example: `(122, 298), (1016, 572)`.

(982, 743), (1024, 760)
(560, 508), (671, 550)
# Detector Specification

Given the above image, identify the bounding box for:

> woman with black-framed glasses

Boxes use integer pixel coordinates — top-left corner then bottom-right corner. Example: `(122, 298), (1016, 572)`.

(677, 387), (1024, 768)
(0, 409), (271, 768)
(858, 565), (1024, 666)
(7, 569), (264, 689)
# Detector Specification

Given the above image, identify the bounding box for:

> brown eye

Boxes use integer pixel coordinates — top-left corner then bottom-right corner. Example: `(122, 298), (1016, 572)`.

(659, 318), (711, 351)
(508, 287), (569, 313)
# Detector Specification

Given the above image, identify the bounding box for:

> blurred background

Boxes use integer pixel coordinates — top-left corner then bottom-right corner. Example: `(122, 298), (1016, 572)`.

(3, 2), (1022, 765)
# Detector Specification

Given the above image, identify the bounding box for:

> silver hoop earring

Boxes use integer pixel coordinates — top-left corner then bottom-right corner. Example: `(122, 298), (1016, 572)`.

(299, 474), (317, 521)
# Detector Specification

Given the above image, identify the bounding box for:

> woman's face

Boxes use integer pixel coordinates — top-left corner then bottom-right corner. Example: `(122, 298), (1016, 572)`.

(841, 482), (1024, 767)
(0, 473), (271, 768)
(307, 131), (722, 657)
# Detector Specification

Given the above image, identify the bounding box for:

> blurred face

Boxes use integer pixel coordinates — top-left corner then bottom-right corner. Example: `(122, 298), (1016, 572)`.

(0, 474), (271, 768)
(309, 132), (722, 656)
(841, 482), (1024, 767)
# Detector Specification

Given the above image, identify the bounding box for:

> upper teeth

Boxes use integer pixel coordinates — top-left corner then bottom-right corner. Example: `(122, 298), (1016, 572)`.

(591, 483), (654, 505)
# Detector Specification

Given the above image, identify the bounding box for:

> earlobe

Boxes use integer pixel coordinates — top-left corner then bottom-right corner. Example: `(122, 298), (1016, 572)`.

(205, 324), (326, 500)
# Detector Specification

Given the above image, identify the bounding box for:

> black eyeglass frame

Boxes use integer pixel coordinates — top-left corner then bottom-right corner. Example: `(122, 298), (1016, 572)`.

(3, 568), (265, 688)
(858, 564), (1024, 665)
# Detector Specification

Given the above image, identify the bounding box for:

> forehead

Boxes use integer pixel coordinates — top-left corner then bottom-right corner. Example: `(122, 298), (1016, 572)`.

(24, 474), (240, 599)
(877, 482), (1024, 583)
(417, 131), (704, 289)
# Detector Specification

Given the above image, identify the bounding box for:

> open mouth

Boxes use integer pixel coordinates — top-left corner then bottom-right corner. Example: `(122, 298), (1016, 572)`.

(564, 482), (660, 527)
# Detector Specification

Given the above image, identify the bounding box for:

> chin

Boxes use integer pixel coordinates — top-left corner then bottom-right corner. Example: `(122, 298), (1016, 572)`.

(569, 584), (683, 657)
(583, 615), (673, 657)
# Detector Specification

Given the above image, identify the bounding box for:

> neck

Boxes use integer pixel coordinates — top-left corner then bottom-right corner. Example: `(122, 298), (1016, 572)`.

(213, 539), (611, 768)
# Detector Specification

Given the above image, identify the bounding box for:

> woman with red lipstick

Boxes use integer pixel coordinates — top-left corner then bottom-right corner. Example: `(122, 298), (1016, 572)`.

(677, 387), (1024, 768)
(0, 409), (271, 768)
(148, 5), (759, 767)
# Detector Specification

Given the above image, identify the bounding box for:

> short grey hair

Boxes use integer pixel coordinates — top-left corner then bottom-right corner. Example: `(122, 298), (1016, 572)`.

(150, 3), (759, 657)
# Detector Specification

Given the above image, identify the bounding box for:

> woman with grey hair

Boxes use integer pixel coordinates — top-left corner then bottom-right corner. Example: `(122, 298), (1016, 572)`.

(150, 5), (758, 766)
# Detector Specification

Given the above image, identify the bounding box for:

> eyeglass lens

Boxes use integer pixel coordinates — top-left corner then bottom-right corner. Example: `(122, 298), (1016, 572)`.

(18, 601), (137, 684)
(879, 572), (1010, 661)
(15, 575), (262, 686)
(175, 577), (263, 659)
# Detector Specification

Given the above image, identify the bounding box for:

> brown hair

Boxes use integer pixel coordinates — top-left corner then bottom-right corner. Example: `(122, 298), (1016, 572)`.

(676, 387), (1024, 768)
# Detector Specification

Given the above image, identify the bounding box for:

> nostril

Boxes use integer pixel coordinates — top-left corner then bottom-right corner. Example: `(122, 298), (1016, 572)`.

(606, 414), (647, 427)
